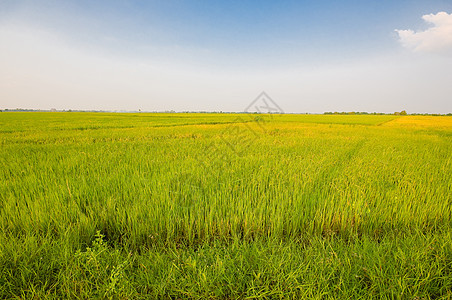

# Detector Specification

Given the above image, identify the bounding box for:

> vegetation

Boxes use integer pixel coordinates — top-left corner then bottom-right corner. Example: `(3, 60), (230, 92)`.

(0, 112), (451, 298)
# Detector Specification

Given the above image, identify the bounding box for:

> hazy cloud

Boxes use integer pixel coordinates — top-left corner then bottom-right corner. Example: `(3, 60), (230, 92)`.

(396, 12), (452, 54)
(1, 21), (452, 113)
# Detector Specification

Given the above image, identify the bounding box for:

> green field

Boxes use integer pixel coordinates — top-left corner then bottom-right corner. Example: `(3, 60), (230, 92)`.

(1, 112), (451, 298)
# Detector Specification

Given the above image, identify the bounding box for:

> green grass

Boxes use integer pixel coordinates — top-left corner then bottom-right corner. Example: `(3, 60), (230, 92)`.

(0, 112), (451, 298)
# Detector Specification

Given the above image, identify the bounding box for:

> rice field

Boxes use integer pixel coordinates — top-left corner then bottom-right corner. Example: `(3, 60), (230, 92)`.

(0, 112), (451, 298)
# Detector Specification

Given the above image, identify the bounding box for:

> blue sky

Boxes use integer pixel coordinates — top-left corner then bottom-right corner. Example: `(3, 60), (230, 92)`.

(1, 0), (452, 113)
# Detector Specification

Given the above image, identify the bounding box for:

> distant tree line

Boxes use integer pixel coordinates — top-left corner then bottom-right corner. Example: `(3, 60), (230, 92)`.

(1, 108), (39, 112)
(1, 108), (451, 116)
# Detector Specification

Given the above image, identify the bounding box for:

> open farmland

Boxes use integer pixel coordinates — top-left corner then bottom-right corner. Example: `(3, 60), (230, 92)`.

(0, 112), (451, 298)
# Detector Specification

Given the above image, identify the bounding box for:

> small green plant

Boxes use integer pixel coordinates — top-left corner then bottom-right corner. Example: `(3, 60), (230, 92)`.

(73, 231), (130, 298)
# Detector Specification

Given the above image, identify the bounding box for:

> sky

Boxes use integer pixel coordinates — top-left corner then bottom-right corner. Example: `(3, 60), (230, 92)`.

(1, 0), (451, 113)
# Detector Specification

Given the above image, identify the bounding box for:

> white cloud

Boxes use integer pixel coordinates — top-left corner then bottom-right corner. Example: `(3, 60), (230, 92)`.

(396, 12), (452, 54)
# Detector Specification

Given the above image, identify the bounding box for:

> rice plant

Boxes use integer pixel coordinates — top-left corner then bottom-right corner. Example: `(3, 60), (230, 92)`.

(0, 112), (451, 298)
